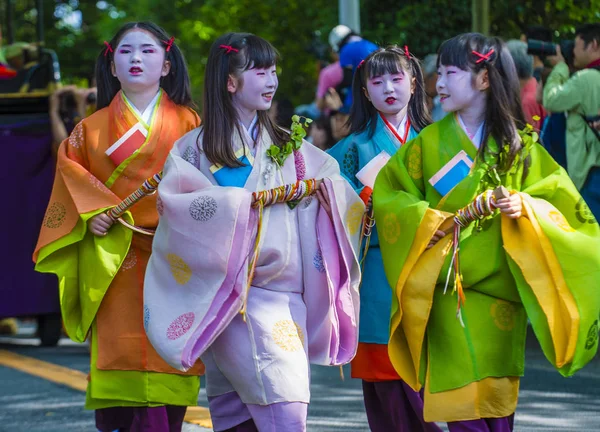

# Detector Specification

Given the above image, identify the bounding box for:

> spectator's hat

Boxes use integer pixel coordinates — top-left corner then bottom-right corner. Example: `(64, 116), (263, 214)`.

(329, 25), (352, 53)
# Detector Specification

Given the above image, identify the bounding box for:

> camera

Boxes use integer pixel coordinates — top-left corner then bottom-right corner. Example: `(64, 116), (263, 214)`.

(57, 88), (96, 121)
(86, 91), (96, 105)
(527, 39), (575, 66)
(58, 90), (78, 120)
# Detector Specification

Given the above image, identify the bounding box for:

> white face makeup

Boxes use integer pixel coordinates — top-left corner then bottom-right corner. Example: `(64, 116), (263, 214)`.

(112, 29), (170, 94)
(230, 65), (278, 116)
(436, 64), (481, 113)
(364, 71), (413, 116)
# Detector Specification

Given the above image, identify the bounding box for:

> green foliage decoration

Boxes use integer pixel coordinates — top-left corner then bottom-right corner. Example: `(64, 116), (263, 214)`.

(266, 114), (312, 168)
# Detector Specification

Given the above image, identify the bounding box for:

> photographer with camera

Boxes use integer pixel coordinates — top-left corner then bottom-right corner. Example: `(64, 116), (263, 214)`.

(49, 84), (97, 155)
(521, 26), (553, 81)
(543, 23), (600, 220)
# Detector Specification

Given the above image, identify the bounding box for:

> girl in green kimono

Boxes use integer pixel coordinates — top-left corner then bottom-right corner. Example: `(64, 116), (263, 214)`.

(328, 45), (441, 432)
(373, 33), (600, 431)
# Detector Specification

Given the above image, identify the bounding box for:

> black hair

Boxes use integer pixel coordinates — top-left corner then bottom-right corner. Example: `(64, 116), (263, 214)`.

(338, 31), (359, 53)
(312, 115), (336, 150)
(272, 96), (295, 129)
(438, 33), (528, 176)
(58, 90), (78, 122)
(348, 45), (432, 138)
(95, 21), (193, 109)
(575, 23), (600, 48)
(200, 32), (288, 168)
(525, 26), (553, 42)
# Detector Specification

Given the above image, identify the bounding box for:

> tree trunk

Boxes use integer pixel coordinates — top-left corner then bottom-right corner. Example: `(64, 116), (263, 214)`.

(472, 0), (490, 35)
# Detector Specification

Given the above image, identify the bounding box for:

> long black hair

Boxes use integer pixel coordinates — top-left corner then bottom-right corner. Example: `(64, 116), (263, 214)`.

(437, 33), (527, 174)
(95, 21), (193, 110)
(200, 32), (288, 168)
(349, 46), (432, 138)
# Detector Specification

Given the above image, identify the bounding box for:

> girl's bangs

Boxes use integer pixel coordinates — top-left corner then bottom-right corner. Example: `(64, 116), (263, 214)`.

(242, 36), (279, 70)
(438, 36), (471, 70)
(114, 22), (167, 49)
(438, 33), (486, 70)
(367, 51), (404, 78)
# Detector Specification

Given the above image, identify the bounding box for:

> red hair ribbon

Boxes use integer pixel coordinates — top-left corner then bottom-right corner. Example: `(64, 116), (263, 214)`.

(472, 48), (495, 64)
(358, 59), (365, 69)
(219, 44), (239, 54)
(103, 41), (113, 57)
(164, 36), (175, 52)
(404, 45), (410, 57)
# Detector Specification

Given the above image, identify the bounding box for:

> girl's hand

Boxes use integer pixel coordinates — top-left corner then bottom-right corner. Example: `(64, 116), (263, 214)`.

(316, 181), (333, 221)
(88, 213), (115, 236)
(427, 230), (448, 249)
(495, 194), (522, 219)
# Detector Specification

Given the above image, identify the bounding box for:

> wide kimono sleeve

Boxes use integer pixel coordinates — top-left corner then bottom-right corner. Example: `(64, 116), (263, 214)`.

(502, 143), (600, 376)
(372, 135), (454, 389)
(327, 134), (362, 191)
(33, 118), (132, 343)
(299, 145), (364, 366)
(143, 137), (255, 372)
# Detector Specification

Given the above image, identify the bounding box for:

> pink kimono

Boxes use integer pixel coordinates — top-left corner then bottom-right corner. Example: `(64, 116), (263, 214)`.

(144, 125), (363, 431)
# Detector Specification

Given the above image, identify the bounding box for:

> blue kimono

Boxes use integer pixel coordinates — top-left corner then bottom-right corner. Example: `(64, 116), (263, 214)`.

(328, 115), (418, 345)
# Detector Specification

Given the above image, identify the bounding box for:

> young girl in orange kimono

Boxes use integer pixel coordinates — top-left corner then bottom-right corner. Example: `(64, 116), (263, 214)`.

(34, 21), (202, 432)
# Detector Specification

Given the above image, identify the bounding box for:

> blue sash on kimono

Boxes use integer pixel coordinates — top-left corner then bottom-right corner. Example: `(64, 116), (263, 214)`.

(428, 150), (473, 197)
(328, 115), (418, 344)
(210, 149), (254, 188)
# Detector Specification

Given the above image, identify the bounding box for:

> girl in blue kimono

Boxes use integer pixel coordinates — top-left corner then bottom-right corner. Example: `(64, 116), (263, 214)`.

(328, 45), (440, 432)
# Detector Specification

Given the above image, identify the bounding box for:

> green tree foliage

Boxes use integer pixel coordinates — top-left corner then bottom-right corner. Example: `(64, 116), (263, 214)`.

(1, 0), (105, 83)
(2, 0), (338, 106)
(489, 0), (600, 38)
(361, 0), (471, 57)
(2, 0), (599, 108)
(361, 0), (600, 57)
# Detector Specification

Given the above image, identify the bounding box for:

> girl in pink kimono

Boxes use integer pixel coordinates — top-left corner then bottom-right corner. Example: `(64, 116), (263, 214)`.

(143, 32), (364, 432)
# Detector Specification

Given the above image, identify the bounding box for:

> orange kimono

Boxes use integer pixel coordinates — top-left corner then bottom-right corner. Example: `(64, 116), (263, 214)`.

(34, 90), (203, 409)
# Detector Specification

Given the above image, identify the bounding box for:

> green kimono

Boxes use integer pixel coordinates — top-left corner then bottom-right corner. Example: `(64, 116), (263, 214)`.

(373, 113), (600, 422)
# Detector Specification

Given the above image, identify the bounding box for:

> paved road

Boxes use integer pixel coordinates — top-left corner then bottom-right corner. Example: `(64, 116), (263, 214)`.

(0, 323), (599, 431)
